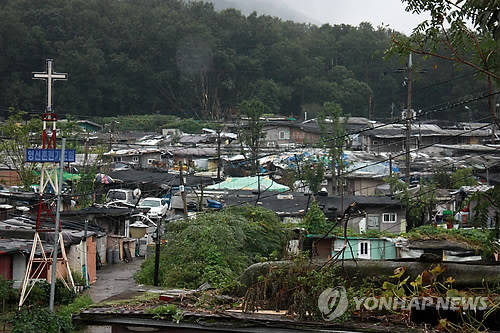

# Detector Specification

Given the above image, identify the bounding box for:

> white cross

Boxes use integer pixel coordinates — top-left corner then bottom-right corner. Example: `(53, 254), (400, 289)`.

(33, 59), (68, 112)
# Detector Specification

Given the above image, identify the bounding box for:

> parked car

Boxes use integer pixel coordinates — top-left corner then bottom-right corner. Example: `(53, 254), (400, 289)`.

(105, 189), (140, 206)
(138, 197), (169, 219)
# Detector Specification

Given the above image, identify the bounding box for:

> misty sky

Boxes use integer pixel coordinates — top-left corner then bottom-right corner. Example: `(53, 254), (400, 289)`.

(288, 0), (426, 35)
(210, 0), (428, 35)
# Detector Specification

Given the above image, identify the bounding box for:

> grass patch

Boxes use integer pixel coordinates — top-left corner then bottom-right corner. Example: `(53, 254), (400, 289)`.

(58, 294), (93, 318)
(403, 225), (497, 257)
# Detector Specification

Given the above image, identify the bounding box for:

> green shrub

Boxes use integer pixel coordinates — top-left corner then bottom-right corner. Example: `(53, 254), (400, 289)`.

(0, 277), (15, 312)
(57, 295), (93, 321)
(135, 206), (286, 289)
(11, 306), (72, 333)
(25, 280), (77, 306)
(71, 271), (86, 287)
(300, 201), (330, 234)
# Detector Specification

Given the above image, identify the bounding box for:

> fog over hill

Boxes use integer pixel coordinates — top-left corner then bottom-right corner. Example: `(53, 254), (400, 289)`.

(206, 0), (319, 24)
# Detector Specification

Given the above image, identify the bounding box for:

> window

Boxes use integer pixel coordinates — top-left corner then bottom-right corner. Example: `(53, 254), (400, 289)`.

(383, 213), (397, 223)
(358, 241), (370, 259)
(113, 156), (122, 162)
(278, 130), (289, 140)
(140, 199), (161, 207)
(147, 159), (154, 164)
(132, 156), (139, 162)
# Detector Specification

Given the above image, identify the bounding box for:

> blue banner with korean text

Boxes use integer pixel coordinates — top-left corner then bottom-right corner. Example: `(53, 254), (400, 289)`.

(25, 149), (76, 163)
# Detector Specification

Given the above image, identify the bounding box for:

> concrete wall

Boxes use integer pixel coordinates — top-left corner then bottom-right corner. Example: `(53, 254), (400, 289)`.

(67, 237), (97, 285)
(290, 128), (320, 144)
(346, 178), (385, 196)
(67, 242), (83, 277)
(346, 207), (405, 234)
(263, 126), (292, 146)
(96, 235), (107, 265)
(12, 253), (26, 288)
(139, 153), (162, 169)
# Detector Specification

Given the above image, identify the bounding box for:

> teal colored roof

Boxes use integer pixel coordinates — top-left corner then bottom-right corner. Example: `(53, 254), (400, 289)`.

(206, 176), (289, 192)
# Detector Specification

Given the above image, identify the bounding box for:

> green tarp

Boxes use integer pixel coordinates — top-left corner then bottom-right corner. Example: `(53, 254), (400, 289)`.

(206, 176), (289, 192)
(33, 170), (81, 182)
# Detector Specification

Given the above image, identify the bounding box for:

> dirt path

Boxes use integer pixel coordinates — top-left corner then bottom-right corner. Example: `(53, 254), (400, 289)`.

(86, 257), (145, 303)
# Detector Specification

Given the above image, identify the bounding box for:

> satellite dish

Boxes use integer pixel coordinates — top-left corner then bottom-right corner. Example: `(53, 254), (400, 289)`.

(133, 188), (142, 198)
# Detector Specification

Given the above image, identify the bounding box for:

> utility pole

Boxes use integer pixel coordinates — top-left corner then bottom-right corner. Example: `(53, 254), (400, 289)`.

(199, 177), (204, 212)
(216, 129), (222, 180)
(108, 125), (112, 152)
(153, 221), (161, 286)
(255, 161), (261, 206)
(82, 219), (89, 288)
(179, 161), (188, 217)
(83, 133), (89, 174)
(49, 138), (66, 312)
(405, 53), (413, 185)
(394, 53), (425, 185)
(389, 153), (393, 178)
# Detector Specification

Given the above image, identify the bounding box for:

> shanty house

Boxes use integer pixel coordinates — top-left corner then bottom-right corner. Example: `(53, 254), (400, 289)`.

(303, 235), (397, 260)
(316, 195), (406, 234)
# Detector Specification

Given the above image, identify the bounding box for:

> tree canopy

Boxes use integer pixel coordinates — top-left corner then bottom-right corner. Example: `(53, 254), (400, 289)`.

(0, 0), (492, 121)
(135, 205), (285, 289)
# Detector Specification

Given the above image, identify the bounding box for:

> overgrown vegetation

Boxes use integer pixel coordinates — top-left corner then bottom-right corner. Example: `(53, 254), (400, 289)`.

(11, 295), (92, 333)
(404, 225), (498, 259)
(432, 168), (478, 189)
(135, 206), (286, 289)
(0, 113), (41, 189)
(243, 254), (376, 321)
(242, 256), (500, 331)
(146, 304), (184, 323)
(300, 201), (331, 234)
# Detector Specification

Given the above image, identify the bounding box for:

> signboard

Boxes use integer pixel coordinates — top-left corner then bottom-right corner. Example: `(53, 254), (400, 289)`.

(25, 149), (76, 163)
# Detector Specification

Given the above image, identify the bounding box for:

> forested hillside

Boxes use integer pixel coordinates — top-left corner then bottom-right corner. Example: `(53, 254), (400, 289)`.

(0, 0), (489, 120)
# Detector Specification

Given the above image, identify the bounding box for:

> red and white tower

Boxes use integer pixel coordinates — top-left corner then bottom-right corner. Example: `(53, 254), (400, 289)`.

(18, 59), (75, 308)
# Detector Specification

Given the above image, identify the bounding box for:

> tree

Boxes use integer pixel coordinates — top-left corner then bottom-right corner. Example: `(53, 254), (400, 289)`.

(239, 99), (266, 175)
(135, 206), (284, 289)
(317, 102), (347, 195)
(394, 0), (499, 78)
(450, 167), (478, 188)
(302, 160), (325, 197)
(301, 201), (329, 234)
(0, 113), (41, 189)
(385, 175), (437, 229)
(390, 0), (500, 125)
(0, 0), (493, 121)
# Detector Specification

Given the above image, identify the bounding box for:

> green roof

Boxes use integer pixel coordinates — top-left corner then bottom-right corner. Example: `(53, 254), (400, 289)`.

(206, 176), (289, 192)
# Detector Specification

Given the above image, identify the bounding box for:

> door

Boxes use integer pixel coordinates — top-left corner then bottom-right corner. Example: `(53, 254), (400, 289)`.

(358, 241), (371, 259)
(0, 255), (12, 280)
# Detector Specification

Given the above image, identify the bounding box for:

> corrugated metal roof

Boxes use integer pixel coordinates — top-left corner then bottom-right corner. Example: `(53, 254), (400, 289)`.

(206, 177), (289, 192)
